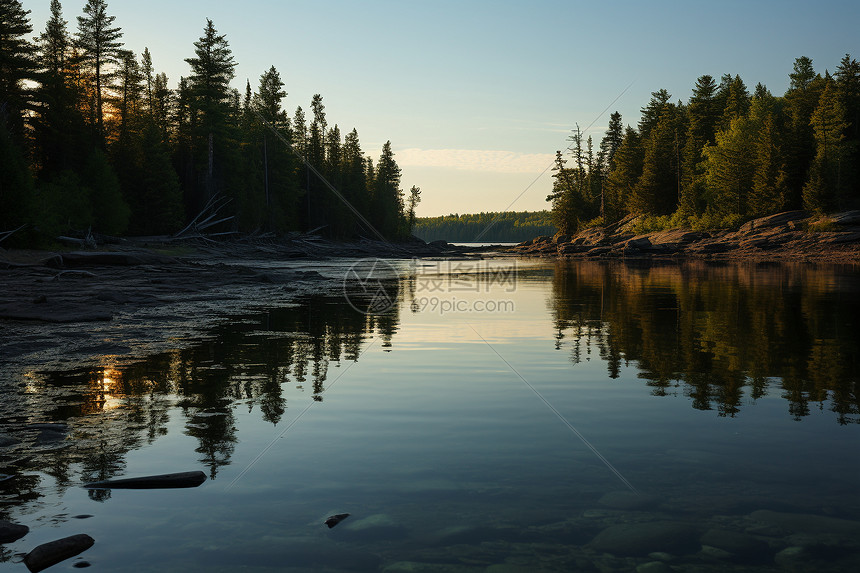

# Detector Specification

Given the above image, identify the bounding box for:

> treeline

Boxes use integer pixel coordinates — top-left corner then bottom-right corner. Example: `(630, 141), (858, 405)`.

(549, 56), (860, 233)
(414, 211), (556, 243)
(0, 0), (420, 244)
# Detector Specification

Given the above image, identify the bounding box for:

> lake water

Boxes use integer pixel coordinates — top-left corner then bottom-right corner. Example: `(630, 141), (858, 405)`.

(2, 258), (859, 572)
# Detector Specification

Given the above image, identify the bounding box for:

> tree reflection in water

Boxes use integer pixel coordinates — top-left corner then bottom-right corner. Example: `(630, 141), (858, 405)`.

(548, 260), (860, 423)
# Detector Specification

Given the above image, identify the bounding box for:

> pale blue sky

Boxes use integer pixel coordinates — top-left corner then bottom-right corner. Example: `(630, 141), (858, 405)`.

(26, 0), (860, 216)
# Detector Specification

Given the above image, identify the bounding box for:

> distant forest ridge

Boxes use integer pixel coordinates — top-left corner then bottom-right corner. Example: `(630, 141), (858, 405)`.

(414, 211), (556, 243)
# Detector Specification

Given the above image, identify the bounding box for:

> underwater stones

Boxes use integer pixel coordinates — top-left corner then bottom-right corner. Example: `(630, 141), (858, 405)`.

(0, 519), (29, 543)
(24, 534), (94, 573)
(597, 490), (659, 510)
(332, 513), (406, 541)
(749, 510), (860, 535)
(382, 562), (480, 573)
(700, 528), (769, 561)
(590, 521), (699, 557)
(773, 546), (812, 568)
(635, 562), (674, 573)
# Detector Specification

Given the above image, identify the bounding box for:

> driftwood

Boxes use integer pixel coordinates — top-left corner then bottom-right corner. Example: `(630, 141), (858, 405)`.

(83, 470), (207, 489)
(24, 534), (94, 573)
(325, 513), (350, 529)
(0, 224), (26, 245)
(174, 194), (235, 239)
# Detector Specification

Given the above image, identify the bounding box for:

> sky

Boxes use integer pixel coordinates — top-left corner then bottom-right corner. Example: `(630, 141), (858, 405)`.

(24, 0), (860, 216)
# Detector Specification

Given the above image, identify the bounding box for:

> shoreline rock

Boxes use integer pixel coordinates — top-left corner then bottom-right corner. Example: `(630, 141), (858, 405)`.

(509, 210), (860, 263)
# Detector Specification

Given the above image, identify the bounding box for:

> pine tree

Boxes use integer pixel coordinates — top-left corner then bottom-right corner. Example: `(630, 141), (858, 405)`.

(749, 90), (789, 215)
(600, 111), (623, 172)
(253, 65), (287, 127)
(834, 54), (860, 204)
(33, 0), (88, 174)
(702, 117), (756, 217)
(604, 127), (642, 221)
(638, 89), (671, 139)
(784, 56), (824, 207)
(680, 75), (720, 215)
(631, 107), (680, 214)
(0, 0), (35, 141)
(547, 150), (577, 233)
(720, 75), (750, 129)
(803, 79), (850, 212)
(372, 141), (403, 238)
(76, 0), (123, 144)
(184, 19), (237, 206)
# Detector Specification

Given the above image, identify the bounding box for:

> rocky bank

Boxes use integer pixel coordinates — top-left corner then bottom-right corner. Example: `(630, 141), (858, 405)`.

(510, 210), (860, 263)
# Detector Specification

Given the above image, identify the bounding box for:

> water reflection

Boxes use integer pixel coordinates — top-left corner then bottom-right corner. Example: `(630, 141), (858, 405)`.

(0, 295), (399, 532)
(549, 260), (860, 423)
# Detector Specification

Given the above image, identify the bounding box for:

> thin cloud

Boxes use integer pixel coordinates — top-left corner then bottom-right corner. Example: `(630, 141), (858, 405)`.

(397, 148), (556, 174)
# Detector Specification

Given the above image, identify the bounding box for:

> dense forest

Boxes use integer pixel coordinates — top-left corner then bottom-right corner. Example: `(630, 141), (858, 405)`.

(0, 0), (421, 244)
(549, 55), (860, 234)
(414, 210), (556, 243)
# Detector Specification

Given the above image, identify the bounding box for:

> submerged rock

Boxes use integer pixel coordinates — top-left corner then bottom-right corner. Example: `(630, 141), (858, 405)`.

(749, 510), (860, 535)
(24, 534), (94, 572)
(700, 528), (769, 561)
(83, 470), (206, 489)
(0, 519), (29, 543)
(590, 521), (699, 557)
(598, 490), (659, 510)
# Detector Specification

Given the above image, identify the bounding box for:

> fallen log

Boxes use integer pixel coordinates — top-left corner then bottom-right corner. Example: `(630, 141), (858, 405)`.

(24, 534), (94, 573)
(82, 470), (207, 489)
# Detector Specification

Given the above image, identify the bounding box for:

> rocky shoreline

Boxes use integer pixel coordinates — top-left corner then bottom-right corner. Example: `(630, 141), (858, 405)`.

(509, 210), (860, 263)
(0, 236), (485, 378)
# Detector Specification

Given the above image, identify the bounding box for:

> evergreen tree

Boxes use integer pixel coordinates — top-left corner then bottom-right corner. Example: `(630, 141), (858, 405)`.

(720, 75), (750, 129)
(803, 79), (850, 212)
(151, 71), (171, 142)
(253, 65), (287, 126)
(183, 19), (237, 207)
(784, 56), (824, 207)
(372, 141), (403, 238)
(406, 185), (421, 234)
(681, 75), (720, 215)
(76, 0), (123, 144)
(702, 116), (756, 217)
(631, 107), (681, 214)
(0, 0), (34, 141)
(547, 150), (577, 233)
(600, 111), (623, 172)
(834, 54), (860, 203)
(749, 90), (789, 215)
(33, 0), (88, 174)
(638, 89), (671, 139)
(604, 127), (643, 221)
(340, 127), (369, 235)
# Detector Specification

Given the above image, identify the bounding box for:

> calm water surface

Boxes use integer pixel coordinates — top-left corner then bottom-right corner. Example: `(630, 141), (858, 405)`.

(1, 259), (859, 572)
